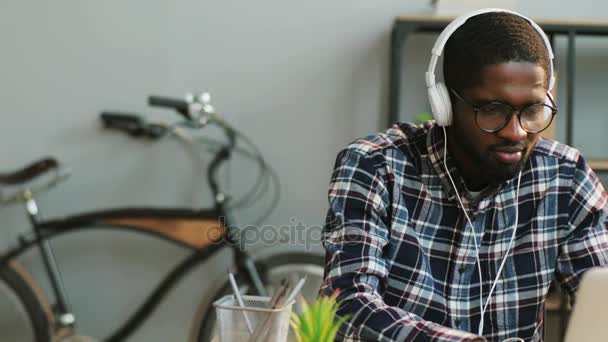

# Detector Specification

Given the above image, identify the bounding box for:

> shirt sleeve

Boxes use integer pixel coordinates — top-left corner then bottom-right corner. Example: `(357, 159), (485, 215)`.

(556, 154), (608, 301)
(320, 149), (482, 342)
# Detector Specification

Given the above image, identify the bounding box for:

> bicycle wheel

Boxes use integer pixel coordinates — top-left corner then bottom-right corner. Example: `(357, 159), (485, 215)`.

(0, 262), (52, 342)
(194, 252), (325, 342)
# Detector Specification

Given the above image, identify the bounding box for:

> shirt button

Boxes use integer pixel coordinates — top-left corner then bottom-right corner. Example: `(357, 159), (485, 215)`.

(455, 319), (461, 327)
(458, 266), (466, 273)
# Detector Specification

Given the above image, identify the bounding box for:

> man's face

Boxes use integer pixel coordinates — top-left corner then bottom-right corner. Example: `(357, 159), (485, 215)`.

(449, 62), (548, 187)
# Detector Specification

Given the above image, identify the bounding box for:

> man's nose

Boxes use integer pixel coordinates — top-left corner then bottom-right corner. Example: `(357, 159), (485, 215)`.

(497, 113), (528, 141)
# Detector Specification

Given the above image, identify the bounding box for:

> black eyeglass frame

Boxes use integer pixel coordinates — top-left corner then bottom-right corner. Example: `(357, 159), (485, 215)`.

(449, 88), (558, 134)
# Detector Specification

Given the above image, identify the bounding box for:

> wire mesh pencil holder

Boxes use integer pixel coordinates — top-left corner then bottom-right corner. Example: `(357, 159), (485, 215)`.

(213, 294), (294, 342)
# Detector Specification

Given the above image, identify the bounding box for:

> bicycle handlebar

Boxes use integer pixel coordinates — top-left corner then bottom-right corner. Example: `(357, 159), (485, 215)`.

(99, 92), (272, 216)
(100, 112), (168, 139)
(100, 97), (236, 210)
(100, 112), (144, 134)
(148, 95), (191, 120)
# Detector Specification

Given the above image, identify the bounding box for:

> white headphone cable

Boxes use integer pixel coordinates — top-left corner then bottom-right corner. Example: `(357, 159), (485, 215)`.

(482, 170), (522, 316)
(442, 126), (484, 333)
(441, 126), (522, 336)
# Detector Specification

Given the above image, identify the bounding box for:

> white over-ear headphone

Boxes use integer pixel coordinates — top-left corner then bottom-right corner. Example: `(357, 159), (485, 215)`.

(426, 8), (556, 126)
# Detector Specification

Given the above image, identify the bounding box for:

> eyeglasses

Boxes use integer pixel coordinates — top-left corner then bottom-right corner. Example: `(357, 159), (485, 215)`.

(450, 88), (558, 134)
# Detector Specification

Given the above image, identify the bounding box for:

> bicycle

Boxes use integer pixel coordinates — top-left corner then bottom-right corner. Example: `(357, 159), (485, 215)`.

(0, 92), (325, 342)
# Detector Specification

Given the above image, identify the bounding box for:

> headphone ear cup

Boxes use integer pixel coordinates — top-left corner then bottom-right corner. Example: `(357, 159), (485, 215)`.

(429, 82), (452, 126)
(437, 83), (452, 126)
(428, 85), (445, 125)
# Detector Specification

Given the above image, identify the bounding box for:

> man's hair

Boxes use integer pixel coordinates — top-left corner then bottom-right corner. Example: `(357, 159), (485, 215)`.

(443, 12), (551, 92)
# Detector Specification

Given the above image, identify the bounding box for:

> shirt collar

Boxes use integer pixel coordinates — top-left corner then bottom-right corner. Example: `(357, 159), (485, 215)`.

(426, 124), (462, 201)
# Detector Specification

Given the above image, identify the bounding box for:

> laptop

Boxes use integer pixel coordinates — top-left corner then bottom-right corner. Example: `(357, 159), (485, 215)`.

(564, 267), (608, 342)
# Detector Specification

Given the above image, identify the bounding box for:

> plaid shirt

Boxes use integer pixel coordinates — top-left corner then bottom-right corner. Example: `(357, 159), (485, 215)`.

(320, 122), (608, 342)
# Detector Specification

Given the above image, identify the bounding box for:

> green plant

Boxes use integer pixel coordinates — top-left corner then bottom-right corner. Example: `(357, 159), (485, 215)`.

(414, 112), (434, 124)
(290, 290), (350, 342)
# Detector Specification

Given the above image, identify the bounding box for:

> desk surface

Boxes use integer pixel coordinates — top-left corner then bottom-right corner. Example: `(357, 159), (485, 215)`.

(588, 160), (608, 171)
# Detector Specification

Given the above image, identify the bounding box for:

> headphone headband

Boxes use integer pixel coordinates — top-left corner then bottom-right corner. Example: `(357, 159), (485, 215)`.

(425, 8), (555, 91)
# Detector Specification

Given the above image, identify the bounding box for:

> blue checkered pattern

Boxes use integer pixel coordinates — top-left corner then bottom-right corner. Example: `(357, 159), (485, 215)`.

(320, 122), (608, 341)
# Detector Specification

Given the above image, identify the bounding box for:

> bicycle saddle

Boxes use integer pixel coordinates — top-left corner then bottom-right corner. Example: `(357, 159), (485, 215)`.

(0, 157), (59, 185)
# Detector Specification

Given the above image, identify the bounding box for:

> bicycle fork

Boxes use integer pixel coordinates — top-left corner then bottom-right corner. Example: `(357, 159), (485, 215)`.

(222, 208), (268, 297)
(24, 191), (76, 330)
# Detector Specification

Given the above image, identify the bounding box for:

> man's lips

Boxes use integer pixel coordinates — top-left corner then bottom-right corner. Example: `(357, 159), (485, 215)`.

(495, 151), (522, 163)
(492, 146), (526, 164)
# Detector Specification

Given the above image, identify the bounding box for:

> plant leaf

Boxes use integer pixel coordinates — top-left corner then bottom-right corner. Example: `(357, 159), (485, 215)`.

(290, 291), (351, 342)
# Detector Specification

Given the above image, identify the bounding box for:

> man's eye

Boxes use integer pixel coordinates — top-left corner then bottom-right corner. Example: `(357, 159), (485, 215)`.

(479, 103), (509, 115)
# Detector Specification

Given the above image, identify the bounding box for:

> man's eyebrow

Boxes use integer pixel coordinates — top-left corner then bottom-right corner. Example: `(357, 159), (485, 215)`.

(473, 97), (546, 107)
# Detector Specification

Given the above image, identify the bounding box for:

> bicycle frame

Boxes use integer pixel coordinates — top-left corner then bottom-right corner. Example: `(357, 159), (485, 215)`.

(0, 95), (273, 341)
(0, 200), (274, 341)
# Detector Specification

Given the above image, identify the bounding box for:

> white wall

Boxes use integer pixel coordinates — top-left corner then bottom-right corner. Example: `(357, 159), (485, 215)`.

(0, 1), (434, 340)
(0, 1), (606, 340)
